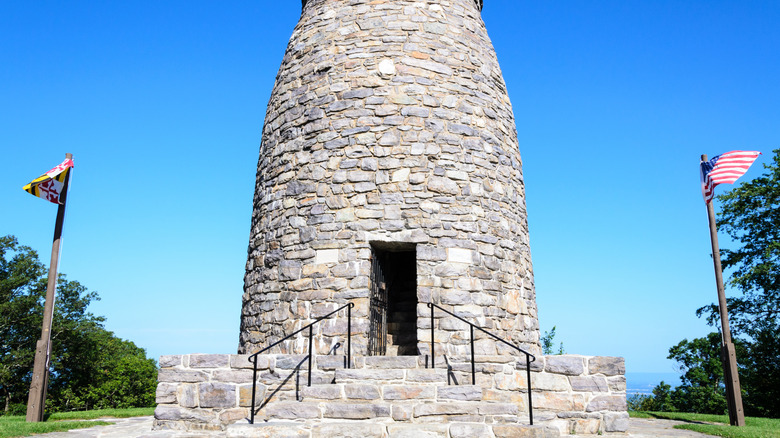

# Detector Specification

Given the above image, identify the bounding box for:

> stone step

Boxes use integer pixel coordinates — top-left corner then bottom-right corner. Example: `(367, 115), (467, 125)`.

(227, 421), (560, 438)
(298, 383), (486, 403)
(334, 367), (448, 384)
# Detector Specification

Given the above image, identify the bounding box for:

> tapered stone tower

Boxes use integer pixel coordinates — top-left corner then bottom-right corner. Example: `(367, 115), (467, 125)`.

(239, 0), (539, 358)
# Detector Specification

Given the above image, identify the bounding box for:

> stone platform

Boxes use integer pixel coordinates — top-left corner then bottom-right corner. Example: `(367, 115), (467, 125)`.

(154, 354), (628, 436)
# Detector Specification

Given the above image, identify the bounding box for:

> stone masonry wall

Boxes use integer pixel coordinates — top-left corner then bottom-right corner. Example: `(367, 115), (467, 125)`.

(154, 354), (628, 435)
(241, 0), (540, 358)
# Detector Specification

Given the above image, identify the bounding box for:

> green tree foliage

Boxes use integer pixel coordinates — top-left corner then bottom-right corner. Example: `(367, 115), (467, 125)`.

(652, 149), (780, 416)
(541, 326), (565, 355)
(666, 333), (729, 415)
(0, 236), (157, 414)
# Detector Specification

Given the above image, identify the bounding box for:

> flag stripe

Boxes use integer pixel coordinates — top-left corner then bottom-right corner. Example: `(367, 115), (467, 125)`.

(700, 150), (760, 203)
(23, 158), (74, 205)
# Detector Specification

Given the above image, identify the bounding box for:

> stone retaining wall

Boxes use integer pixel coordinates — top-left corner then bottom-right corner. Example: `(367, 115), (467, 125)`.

(153, 354), (628, 435)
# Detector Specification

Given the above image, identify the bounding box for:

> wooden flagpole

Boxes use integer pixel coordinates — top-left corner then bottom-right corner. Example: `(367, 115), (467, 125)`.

(702, 154), (745, 427)
(25, 153), (72, 422)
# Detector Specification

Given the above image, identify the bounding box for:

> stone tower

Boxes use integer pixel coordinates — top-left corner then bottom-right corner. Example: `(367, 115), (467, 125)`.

(239, 0), (539, 358)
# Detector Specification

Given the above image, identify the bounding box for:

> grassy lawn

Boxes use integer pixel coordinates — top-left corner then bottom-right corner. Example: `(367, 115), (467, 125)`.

(630, 411), (780, 438)
(0, 407), (154, 438)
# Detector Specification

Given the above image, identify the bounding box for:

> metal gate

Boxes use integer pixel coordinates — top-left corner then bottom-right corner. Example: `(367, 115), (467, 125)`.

(368, 252), (387, 356)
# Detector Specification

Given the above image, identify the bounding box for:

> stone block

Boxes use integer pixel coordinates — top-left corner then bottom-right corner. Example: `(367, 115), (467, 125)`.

(586, 395), (627, 412)
(344, 383), (380, 400)
(604, 412), (630, 432)
(238, 384), (266, 407)
(588, 356), (625, 376)
(199, 382), (236, 408)
(323, 403), (390, 419)
(302, 384), (342, 400)
(156, 383), (177, 404)
(383, 385), (435, 400)
(177, 383), (198, 408)
(544, 356), (584, 376)
(406, 368), (447, 383)
(437, 385), (482, 401)
(449, 423), (491, 438)
(336, 368), (405, 381)
(154, 405), (215, 423)
(478, 403), (519, 415)
(227, 422), (308, 438)
(275, 355), (308, 369)
(388, 424), (448, 438)
(214, 369), (254, 383)
(414, 402), (478, 417)
(219, 408), (248, 424)
(159, 355), (182, 368)
(608, 375), (627, 392)
(392, 402), (415, 421)
(531, 373), (570, 391)
(190, 354), (229, 368)
(569, 376), (609, 392)
(364, 356), (418, 369)
(314, 423), (385, 438)
(158, 368), (208, 383)
(532, 392), (586, 411)
(491, 425), (560, 438)
(315, 249), (339, 264)
(264, 401), (320, 419)
(570, 418), (601, 434)
(231, 354), (270, 370)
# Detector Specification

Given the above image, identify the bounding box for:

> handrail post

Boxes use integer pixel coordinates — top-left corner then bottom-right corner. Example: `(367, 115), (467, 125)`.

(430, 304), (435, 368)
(527, 353), (533, 425)
(470, 324), (475, 385)
(250, 354), (258, 424)
(308, 325), (313, 387)
(347, 303), (352, 369)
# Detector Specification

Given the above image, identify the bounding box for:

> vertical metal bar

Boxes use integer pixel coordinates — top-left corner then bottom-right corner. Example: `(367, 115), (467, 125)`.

(296, 367), (300, 401)
(347, 303), (352, 369)
(250, 354), (257, 424)
(430, 304), (435, 369)
(470, 325), (475, 385)
(308, 325), (313, 387)
(527, 354), (533, 425)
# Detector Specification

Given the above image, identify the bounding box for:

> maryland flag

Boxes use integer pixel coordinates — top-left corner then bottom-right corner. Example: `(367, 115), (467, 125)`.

(23, 158), (74, 204)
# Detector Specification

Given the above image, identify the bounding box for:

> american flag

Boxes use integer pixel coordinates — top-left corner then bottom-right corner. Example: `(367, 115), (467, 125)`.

(700, 151), (761, 203)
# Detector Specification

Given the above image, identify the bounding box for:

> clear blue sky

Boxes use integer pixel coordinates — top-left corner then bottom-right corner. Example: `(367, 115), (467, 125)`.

(1, 1), (778, 377)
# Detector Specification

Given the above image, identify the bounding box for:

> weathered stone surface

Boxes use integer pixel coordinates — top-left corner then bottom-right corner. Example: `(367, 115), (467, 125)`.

(190, 354), (229, 368)
(314, 423), (385, 438)
(544, 356), (584, 376)
(388, 424), (448, 438)
(264, 401), (320, 419)
(214, 369), (254, 383)
(569, 376), (609, 392)
(383, 385), (435, 400)
(199, 382), (236, 408)
(437, 385), (482, 401)
(156, 383), (177, 404)
(586, 395), (627, 412)
(159, 355), (182, 368)
(449, 423), (491, 438)
(154, 405), (215, 423)
(238, 0), (541, 360)
(365, 356), (418, 369)
(344, 383), (380, 400)
(177, 384), (198, 408)
(158, 368), (208, 383)
(323, 403), (391, 419)
(302, 384), (342, 400)
(414, 402), (478, 417)
(227, 422), (308, 438)
(588, 356), (625, 376)
(604, 411), (630, 432)
(491, 424), (560, 438)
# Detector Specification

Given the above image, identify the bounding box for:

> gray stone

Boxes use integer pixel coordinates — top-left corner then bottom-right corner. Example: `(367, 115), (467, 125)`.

(604, 411), (630, 432)
(264, 401), (320, 419)
(437, 385), (482, 401)
(344, 383), (380, 400)
(199, 382), (236, 408)
(189, 354), (229, 368)
(449, 423), (491, 438)
(313, 423), (385, 438)
(588, 356), (625, 376)
(544, 355), (584, 376)
(323, 403), (390, 419)
(569, 376), (609, 392)
(158, 369), (207, 383)
(388, 424), (448, 438)
(586, 395), (628, 412)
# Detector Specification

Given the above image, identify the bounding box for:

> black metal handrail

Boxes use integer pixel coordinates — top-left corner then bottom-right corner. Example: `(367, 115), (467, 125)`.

(427, 302), (536, 425)
(247, 302), (354, 424)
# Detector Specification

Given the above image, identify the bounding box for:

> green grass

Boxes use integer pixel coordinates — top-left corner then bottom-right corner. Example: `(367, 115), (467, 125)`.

(0, 407), (154, 438)
(630, 411), (780, 438)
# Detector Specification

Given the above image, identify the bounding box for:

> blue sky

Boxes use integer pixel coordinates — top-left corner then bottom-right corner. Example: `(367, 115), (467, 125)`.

(1, 1), (778, 378)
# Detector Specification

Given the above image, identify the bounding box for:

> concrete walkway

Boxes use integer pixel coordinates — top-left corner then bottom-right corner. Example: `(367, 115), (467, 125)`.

(30, 416), (713, 437)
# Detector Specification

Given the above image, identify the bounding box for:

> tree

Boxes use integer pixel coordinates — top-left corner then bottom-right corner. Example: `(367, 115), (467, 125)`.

(541, 326), (565, 355)
(656, 149), (780, 416)
(0, 235), (157, 414)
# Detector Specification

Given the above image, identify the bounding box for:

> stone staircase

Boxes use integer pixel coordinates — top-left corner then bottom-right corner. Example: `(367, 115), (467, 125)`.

(227, 355), (556, 437)
(155, 353), (628, 437)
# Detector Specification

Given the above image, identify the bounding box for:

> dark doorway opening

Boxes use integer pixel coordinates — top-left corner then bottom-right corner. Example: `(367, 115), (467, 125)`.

(368, 244), (418, 356)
